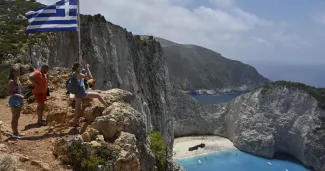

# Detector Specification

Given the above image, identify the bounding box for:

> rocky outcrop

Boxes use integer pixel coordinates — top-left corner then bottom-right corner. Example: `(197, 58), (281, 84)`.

(53, 89), (156, 171)
(26, 18), (173, 154)
(173, 82), (325, 171)
(114, 132), (141, 171)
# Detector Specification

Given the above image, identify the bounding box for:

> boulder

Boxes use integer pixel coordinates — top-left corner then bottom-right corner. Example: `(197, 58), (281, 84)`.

(81, 132), (91, 142)
(101, 89), (136, 105)
(14, 154), (29, 162)
(114, 132), (141, 171)
(53, 135), (80, 163)
(0, 154), (19, 171)
(84, 106), (105, 124)
(30, 160), (50, 171)
(91, 102), (141, 140)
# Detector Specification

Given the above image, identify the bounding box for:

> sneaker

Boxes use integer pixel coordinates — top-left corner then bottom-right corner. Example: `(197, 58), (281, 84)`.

(38, 120), (47, 126)
(11, 134), (21, 139)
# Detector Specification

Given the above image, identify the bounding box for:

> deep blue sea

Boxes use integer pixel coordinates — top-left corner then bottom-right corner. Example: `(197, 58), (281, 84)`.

(182, 94), (313, 171)
(178, 150), (312, 171)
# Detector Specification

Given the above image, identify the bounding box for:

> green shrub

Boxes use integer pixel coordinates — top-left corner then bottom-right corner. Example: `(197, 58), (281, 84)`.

(68, 144), (115, 171)
(149, 132), (168, 171)
(0, 64), (11, 98)
(26, 95), (34, 104)
(0, 0), (44, 55)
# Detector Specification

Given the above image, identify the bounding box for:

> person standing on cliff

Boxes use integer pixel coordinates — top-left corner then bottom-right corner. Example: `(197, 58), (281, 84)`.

(71, 62), (108, 128)
(7, 65), (25, 138)
(29, 64), (50, 126)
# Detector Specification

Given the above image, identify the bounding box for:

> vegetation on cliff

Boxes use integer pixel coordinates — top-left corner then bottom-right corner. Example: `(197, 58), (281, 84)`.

(149, 132), (168, 171)
(69, 143), (117, 171)
(262, 81), (325, 110)
(0, 0), (49, 56)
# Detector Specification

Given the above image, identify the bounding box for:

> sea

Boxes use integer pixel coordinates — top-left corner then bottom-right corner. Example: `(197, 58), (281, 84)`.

(180, 93), (313, 171)
(178, 150), (312, 171)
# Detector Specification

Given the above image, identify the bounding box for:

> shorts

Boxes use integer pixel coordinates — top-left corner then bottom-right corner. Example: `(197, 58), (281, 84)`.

(75, 89), (88, 99)
(9, 96), (24, 108)
(33, 94), (47, 103)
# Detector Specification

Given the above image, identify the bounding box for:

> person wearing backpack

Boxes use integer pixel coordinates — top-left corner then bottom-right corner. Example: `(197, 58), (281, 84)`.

(69, 62), (108, 128)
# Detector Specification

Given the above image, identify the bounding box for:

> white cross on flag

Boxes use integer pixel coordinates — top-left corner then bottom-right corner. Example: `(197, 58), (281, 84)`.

(25, 0), (78, 33)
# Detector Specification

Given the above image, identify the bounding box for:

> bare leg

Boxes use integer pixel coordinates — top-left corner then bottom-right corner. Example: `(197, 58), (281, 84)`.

(74, 98), (81, 126)
(11, 107), (21, 135)
(37, 102), (45, 122)
(85, 92), (108, 107)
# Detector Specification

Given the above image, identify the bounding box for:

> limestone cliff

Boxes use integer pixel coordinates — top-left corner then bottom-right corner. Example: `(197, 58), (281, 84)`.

(142, 36), (270, 93)
(173, 81), (325, 171)
(25, 17), (173, 149)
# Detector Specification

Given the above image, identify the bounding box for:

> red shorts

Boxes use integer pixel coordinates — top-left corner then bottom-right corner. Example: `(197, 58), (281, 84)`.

(33, 94), (47, 103)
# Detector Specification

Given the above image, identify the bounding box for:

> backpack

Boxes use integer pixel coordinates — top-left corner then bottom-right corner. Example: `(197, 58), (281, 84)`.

(66, 73), (81, 94)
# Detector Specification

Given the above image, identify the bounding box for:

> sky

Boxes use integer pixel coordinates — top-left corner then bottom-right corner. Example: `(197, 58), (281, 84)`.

(37, 0), (325, 65)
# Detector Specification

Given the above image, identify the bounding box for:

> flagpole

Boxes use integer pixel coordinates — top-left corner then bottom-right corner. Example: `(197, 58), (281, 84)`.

(77, 0), (82, 63)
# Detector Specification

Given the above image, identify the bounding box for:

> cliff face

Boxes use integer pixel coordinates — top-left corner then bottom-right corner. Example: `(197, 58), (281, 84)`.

(173, 82), (325, 171)
(143, 36), (270, 92)
(26, 20), (174, 164)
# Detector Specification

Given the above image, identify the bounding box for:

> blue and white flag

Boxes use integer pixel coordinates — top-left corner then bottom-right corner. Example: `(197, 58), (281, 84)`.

(25, 0), (78, 34)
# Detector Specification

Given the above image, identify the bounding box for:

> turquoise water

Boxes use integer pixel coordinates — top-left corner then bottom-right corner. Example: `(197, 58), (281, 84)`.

(178, 150), (312, 171)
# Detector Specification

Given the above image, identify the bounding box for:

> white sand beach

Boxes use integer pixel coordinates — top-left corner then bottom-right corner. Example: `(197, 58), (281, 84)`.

(173, 136), (236, 159)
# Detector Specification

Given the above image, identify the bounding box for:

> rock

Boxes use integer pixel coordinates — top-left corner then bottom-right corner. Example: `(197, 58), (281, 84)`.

(85, 127), (99, 140)
(114, 132), (141, 171)
(84, 106), (105, 124)
(168, 160), (185, 171)
(48, 127), (54, 133)
(46, 109), (67, 125)
(30, 160), (50, 171)
(0, 144), (7, 151)
(101, 89), (136, 105)
(15, 154), (29, 162)
(91, 102), (142, 140)
(0, 154), (19, 171)
(90, 141), (101, 147)
(80, 122), (89, 134)
(96, 135), (105, 142)
(41, 163), (50, 171)
(53, 136), (79, 163)
(73, 135), (84, 145)
(16, 169), (25, 171)
(81, 132), (91, 142)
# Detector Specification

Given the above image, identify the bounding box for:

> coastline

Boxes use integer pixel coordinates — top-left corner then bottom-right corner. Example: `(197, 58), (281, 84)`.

(173, 136), (236, 159)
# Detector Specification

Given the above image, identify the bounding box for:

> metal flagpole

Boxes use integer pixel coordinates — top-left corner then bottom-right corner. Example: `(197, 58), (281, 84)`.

(77, 0), (82, 62)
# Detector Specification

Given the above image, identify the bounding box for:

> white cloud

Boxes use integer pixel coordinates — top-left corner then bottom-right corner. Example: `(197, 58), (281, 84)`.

(252, 37), (270, 46)
(36, 0), (323, 63)
(272, 32), (312, 48)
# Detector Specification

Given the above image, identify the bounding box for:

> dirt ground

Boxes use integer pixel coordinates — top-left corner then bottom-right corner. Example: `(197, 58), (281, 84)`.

(0, 88), (77, 171)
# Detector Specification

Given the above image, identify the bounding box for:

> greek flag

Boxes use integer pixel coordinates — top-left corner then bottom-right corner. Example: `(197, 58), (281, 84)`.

(25, 0), (78, 34)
